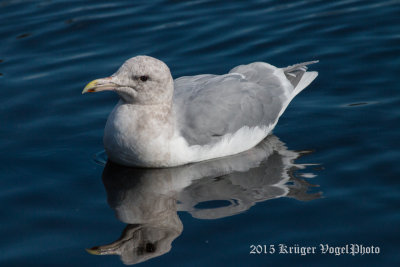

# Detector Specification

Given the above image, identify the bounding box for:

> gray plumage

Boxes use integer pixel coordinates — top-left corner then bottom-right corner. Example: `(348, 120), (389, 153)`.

(283, 60), (319, 88)
(174, 61), (318, 146)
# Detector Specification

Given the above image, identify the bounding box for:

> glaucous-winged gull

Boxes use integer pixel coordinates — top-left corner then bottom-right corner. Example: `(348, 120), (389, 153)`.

(82, 56), (318, 167)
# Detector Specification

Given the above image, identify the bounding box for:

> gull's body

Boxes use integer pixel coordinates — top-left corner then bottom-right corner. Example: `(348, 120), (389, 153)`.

(83, 56), (318, 167)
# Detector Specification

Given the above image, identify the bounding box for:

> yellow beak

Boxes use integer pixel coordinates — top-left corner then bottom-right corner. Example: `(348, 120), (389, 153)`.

(82, 77), (117, 94)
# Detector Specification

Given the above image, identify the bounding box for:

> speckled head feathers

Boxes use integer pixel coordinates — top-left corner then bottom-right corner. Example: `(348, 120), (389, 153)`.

(111, 55), (174, 105)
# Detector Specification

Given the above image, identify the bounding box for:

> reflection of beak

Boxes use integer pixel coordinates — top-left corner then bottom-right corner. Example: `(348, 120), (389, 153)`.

(86, 245), (117, 255)
(86, 224), (143, 255)
(86, 239), (122, 255)
(82, 77), (118, 94)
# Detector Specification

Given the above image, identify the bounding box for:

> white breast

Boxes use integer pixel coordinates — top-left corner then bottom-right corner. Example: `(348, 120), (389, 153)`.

(103, 102), (175, 167)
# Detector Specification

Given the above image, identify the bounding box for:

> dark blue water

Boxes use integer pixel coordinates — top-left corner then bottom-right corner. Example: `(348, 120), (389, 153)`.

(1, 0), (399, 266)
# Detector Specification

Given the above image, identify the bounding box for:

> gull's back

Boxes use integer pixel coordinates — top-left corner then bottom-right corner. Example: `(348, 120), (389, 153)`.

(173, 61), (318, 147)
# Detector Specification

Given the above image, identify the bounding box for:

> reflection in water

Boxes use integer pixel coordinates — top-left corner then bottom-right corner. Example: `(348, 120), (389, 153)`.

(87, 135), (322, 265)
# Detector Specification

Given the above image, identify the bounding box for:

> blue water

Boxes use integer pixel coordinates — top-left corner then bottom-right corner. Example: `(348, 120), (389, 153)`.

(1, 0), (399, 266)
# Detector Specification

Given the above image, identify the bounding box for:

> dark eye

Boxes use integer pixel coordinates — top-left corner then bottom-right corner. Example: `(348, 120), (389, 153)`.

(140, 75), (148, 82)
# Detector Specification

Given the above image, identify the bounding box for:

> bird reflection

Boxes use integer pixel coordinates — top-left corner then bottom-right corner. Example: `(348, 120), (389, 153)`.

(87, 135), (321, 265)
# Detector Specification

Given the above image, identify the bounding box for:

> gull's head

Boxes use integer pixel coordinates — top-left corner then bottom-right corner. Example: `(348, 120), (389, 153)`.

(82, 56), (174, 104)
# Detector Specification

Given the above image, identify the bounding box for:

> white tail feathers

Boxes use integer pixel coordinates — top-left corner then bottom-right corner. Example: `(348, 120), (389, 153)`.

(292, 71), (318, 97)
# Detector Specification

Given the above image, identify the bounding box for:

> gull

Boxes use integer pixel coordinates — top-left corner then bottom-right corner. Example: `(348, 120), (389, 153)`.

(86, 135), (321, 264)
(82, 56), (318, 167)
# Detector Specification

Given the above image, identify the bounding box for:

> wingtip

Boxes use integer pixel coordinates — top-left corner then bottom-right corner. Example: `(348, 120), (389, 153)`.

(303, 60), (319, 65)
(283, 60), (319, 72)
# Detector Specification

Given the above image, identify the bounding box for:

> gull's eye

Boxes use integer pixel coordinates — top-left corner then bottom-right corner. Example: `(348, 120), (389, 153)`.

(140, 75), (149, 82)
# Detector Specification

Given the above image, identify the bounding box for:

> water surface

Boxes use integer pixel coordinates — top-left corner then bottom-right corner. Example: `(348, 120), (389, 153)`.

(0, 0), (399, 266)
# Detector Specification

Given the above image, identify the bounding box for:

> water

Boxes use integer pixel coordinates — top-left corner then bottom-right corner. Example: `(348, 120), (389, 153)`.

(0, 0), (399, 266)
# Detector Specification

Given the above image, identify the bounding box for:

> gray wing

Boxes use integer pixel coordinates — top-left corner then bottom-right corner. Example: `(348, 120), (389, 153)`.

(173, 63), (290, 146)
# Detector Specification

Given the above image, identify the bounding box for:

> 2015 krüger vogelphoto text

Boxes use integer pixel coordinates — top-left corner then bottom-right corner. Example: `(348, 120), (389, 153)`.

(249, 244), (380, 256)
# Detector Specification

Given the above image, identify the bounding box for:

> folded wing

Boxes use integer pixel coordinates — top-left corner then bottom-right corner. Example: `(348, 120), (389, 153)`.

(173, 61), (317, 146)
